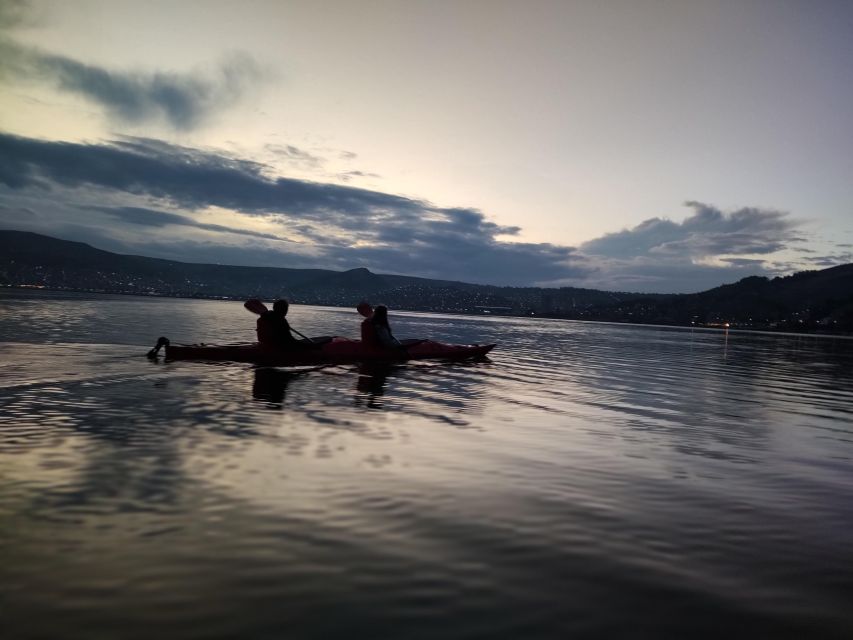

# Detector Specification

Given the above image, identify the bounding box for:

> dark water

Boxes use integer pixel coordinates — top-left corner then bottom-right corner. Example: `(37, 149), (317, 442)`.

(1, 290), (852, 639)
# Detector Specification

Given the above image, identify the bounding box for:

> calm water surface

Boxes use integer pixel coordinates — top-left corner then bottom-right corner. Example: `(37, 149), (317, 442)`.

(1, 290), (852, 639)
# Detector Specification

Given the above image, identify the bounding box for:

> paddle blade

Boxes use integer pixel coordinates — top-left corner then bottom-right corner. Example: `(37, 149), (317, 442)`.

(244, 299), (268, 315)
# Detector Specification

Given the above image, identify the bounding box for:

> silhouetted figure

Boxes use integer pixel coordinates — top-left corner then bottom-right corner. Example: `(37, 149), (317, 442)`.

(368, 305), (403, 349)
(357, 301), (375, 344)
(256, 299), (300, 348)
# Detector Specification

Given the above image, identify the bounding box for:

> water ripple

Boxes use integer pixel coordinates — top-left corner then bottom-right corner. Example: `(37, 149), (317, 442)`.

(1, 300), (853, 638)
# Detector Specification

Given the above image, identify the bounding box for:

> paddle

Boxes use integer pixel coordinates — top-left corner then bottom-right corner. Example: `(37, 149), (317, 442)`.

(243, 299), (314, 343)
(243, 299), (268, 315)
(146, 336), (170, 358)
(290, 327), (314, 342)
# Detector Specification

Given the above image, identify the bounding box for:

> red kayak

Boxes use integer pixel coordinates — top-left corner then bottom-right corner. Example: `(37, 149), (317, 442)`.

(150, 336), (496, 366)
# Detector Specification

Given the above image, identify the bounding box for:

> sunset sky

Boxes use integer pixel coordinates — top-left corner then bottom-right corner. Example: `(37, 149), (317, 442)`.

(1, 0), (851, 292)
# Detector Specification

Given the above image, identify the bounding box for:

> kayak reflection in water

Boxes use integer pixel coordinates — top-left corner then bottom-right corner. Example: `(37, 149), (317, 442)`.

(355, 362), (395, 409)
(256, 299), (315, 349)
(252, 367), (296, 406)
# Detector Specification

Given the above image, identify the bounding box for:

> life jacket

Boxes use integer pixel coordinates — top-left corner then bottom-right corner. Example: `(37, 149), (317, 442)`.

(257, 311), (294, 346)
(361, 316), (378, 347)
(257, 313), (275, 345)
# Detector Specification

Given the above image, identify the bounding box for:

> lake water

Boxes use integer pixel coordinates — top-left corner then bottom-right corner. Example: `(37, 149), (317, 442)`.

(1, 289), (852, 639)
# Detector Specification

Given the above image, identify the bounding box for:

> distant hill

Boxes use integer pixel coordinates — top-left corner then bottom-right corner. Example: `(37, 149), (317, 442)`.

(568, 266), (853, 331)
(0, 230), (502, 307)
(1, 230), (851, 332)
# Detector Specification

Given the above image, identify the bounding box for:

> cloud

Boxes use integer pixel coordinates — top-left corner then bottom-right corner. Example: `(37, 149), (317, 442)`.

(0, 203), (37, 221)
(802, 253), (852, 267)
(719, 257), (767, 267)
(0, 38), (267, 130)
(582, 201), (801, 259)
(92, 206), (284, 241)
(264, 144), (323, 169)
(337, 170), (381, 183)
(0, 132), (818, 291)
(0, 0), (31, 29)
(0, 132), (583, 286)
(563, 201), (809, 292)
(324, 240), (581, 284)
(574, 258), (789, 294)
(0, 132), (425, 218)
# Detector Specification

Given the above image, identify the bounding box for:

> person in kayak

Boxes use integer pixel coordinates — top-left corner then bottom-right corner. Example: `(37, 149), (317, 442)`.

(256, 299), (304, 348)
(357, 301), (374, 344)
(367, 305), (403, 350)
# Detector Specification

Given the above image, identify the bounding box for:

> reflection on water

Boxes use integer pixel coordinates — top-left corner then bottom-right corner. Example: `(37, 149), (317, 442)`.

(355, 363), (396, 409)
(1, 292), (852, 639)
(252, 367), (309, 407)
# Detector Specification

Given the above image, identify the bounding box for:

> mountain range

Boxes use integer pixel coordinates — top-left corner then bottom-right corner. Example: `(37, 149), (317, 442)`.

(2, 230), (851, 332)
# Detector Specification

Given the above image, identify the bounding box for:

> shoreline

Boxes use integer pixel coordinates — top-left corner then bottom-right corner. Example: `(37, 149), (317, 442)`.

(3, 284), (851, 339)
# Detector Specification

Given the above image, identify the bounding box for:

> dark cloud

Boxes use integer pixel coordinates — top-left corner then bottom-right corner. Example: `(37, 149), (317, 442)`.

(337, 170), (381, 182)
(564, 201), (811, 292)
(97, 234), (581, 287)
(92, 206), (283, 241)
(0, 39), (266, 130)
(1, 133), (819, 291)
(304, 230), (578, 285)
(802, 253), (852, 267)
(118, 238), (316, 269)
(0, 132), (583, 286)
(582, 201), (800, 259)
(0, 203), (36, 220)
(0, 0), (31, 29)
(265, 144), (323, 169)
(808, 259), (844, 267)
(574, 258), (787, 294)
(0, 132), (424, 219)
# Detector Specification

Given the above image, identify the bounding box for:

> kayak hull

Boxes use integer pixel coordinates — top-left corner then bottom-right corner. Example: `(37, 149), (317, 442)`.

(163, 337), (495, 366)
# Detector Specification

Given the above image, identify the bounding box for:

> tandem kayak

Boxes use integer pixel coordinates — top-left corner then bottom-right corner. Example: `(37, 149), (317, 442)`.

(148, 336), (496, 366)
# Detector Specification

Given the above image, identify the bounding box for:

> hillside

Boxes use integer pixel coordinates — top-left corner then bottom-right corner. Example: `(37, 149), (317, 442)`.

(1, 230), (851, 331)
(0, 230), (646, 313)
(546, 266), (853, 331)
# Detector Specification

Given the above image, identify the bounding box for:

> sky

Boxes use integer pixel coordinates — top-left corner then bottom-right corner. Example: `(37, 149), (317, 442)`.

(0, 0), (851, 293)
